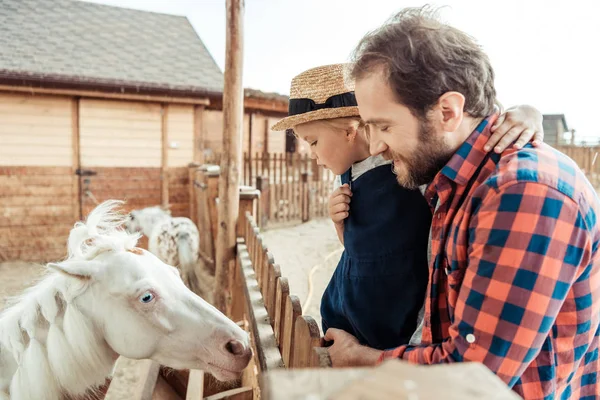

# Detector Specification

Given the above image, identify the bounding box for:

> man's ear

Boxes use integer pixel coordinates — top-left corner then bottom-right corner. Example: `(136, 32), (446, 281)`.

(47, 259), (103, 280)
(430, 91), (465, 133)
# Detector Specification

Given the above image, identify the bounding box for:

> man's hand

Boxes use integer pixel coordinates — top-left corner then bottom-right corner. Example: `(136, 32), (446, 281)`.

(324, 328), (383, 367)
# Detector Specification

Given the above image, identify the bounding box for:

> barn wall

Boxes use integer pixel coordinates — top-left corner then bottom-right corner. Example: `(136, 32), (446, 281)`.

(0, 93), (73, 166)
(0, 166), (77, 262)
(79, 99), (162, 168)
(166, 104), (195, 167)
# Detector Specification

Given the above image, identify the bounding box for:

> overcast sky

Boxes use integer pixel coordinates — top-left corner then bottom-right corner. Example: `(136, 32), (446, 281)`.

(85, 0), (599, 142)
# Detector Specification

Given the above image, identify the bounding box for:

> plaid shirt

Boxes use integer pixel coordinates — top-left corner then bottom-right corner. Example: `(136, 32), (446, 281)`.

(381, 115), (600, 399)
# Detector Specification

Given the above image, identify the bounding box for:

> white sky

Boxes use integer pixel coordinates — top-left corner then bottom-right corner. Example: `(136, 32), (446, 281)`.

(86, 0), (600, 142)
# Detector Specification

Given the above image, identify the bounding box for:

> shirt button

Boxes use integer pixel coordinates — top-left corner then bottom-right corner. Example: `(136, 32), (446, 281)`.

(466, 334), (476, 344)
(437, 214), (441, 220)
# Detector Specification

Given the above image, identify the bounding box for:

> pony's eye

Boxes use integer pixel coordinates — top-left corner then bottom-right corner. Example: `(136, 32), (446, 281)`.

(139, 292), (155, 304)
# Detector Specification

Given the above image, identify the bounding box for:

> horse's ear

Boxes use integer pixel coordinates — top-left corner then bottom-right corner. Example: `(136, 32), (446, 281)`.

(160, 204), (172, 214)
(47, 260), (101, 280)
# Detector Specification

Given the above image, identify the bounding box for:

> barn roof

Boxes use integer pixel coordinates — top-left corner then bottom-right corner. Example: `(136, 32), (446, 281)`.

(0, 0), (224, 97)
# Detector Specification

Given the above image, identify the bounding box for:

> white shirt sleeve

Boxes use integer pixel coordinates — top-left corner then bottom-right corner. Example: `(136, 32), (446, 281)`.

(332, 175), (342, 191)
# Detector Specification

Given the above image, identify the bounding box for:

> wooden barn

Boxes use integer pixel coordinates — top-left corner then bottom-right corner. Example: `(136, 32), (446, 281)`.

(0, 0), (289, 262)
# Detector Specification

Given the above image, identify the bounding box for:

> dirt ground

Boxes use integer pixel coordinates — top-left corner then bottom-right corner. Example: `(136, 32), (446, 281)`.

(0, 218), (341, 398)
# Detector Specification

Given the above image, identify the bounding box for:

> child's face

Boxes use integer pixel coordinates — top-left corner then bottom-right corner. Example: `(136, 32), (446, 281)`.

(294, 122), (357, 175)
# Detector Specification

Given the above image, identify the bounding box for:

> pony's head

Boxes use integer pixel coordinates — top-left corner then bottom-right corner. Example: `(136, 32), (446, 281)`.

(124, 206), (171, 236)
(49, 201), (250, 381)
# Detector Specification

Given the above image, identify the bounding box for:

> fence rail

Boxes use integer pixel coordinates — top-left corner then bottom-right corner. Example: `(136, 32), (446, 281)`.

(203, 152), (335, 227)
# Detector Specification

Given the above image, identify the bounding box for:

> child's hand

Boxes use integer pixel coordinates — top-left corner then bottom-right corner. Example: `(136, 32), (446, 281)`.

(329, 184), (352, 226)
(485, 105), (544, 153)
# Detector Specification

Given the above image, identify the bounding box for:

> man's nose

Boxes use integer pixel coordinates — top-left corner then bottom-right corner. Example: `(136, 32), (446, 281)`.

(369, 137), (388, 156)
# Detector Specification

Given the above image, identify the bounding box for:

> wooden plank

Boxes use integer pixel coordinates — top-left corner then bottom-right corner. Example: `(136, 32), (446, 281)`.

(0, 235), (69, 249)
(0, 205), (74, 218)
(281, 295), (302, 368)
(255, 236), (264, 288)
(71, 97), (82, 221)
(261, 252), (274, 298)
(261, 367), (370, 400)
(0, 185), (76, 197)
(237, 240), (284, 373)
(185, 370), (204, 400)
(274, 277), (289, 348)
(129, 360), (160, 400)
(328, 361), (521, 400)
(0, 166), (73, 175)
(0, 215), (73, 228)
(0, 195), (75, 207)
(0, 84), (210, 105)
(266, 264), (281, 322)
(203, 386), (253, 400)
(194, 105), (205, 164)
(0, 174), (74, 187)
(292, 316), (322, 368)
(0, 246), (66, 262)
(161, 104), (170, 208)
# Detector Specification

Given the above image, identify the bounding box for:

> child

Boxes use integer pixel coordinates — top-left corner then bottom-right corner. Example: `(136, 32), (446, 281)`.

(271, 64), (543, 350)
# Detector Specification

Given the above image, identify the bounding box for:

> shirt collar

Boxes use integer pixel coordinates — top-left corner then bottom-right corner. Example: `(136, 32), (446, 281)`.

(435, 113), (499, 187)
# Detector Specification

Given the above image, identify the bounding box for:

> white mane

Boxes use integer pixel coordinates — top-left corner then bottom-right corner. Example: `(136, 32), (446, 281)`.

(67, 200), (141, 260)
(0, 201), (138, 400)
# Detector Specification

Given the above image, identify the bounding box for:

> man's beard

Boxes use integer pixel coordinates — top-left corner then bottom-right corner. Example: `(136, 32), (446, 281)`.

(383, 121), (455, 189)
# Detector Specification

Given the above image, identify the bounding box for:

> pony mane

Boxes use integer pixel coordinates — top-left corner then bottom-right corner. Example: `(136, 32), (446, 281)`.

(68, 200), (141, 260)
(0, 201), (139, 399)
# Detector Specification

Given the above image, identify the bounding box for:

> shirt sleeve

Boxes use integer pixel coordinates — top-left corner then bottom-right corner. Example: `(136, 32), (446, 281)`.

(332, 175), (342, 191)
(380, 181), (591, 388)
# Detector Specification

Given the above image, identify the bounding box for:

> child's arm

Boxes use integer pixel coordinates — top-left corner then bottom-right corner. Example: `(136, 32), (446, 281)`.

(484, 105), (544, 153)
(329, 184), (352, 245)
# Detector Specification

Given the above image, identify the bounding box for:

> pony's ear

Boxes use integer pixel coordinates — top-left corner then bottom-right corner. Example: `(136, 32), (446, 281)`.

(159, 204), (172, 215)
(47, 260), (102, 280)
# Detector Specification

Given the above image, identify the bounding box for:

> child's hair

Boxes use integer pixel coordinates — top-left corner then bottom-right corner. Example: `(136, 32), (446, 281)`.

(293, 116), (365, 137)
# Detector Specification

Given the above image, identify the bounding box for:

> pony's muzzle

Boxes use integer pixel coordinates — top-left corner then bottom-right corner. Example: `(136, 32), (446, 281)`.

(224, 339), (252, 366)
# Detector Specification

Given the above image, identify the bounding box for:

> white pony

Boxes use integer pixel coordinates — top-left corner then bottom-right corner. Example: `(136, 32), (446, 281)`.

(0, 201), (250, 400)
(125, 206), (204, 295)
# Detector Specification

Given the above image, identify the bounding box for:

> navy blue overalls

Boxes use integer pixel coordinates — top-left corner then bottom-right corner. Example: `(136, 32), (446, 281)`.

(320, 164), (432, 350)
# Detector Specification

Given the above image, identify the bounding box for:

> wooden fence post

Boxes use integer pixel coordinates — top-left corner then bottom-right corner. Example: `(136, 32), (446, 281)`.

(256, 176), (270, 229)
(301, 172), (309, 223)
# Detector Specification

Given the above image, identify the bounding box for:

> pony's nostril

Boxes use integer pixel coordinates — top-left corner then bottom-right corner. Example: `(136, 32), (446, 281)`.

(225, 340), (246, 356)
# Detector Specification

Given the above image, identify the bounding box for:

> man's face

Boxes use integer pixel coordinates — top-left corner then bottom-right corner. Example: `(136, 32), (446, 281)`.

(355, 68), (454, 189)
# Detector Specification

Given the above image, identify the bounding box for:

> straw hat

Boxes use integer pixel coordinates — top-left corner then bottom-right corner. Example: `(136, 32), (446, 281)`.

(271, 64), (360, 131)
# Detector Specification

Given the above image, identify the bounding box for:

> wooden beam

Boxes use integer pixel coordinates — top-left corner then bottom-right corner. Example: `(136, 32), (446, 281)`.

(193, 105), (206, 164)
(264, 117), (270, 154)
(243, 97), (288, 114)
(129, 360), (161, 400)
(203, 387), (253, 400)
(185, 370), (204, 400)
(214, 0), (244, 313)
(161, 104), (170, 208)
(71, 97), (82, 221)
(238, 239), (284, 373)
(0, 84), (210, 105)
(248, 112), (253, 158)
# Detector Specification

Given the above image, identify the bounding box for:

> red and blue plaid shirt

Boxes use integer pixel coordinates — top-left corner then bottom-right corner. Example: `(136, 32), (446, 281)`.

(381, 115), (600, 399)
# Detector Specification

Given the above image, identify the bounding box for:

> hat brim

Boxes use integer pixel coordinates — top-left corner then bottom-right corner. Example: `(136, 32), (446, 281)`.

(271, 106), (360, 131)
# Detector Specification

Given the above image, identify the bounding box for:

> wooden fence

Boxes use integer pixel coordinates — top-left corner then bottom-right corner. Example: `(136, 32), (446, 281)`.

(556, 145), (600, 188)
(125, 169), (331, 399)
(204, 152), (335, 227)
